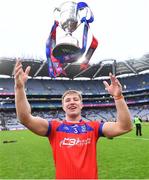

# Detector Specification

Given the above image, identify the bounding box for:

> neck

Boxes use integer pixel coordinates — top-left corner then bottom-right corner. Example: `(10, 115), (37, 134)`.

(65, 115), (82, 123)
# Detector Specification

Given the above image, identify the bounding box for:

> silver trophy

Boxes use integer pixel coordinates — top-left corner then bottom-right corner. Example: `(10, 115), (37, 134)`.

(53, 1), (82, 61)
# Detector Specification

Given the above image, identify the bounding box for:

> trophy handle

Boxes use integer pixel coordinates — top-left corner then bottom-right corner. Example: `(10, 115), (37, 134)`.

(53, 2), (79, 33)
(77, 2), (94, 24)
(53, 7), (61, 22)
(74, 4), (94, 33)
(53, 7), (65, 31)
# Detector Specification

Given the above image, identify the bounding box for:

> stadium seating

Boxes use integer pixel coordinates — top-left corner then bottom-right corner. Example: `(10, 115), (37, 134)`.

(0, 73), (149, 130)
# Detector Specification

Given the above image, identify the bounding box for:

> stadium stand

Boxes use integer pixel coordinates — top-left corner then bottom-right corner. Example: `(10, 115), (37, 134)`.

(0, 58), (149, 130)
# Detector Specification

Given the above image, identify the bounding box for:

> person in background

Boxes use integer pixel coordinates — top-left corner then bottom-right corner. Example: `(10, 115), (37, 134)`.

(14, 60), (133, 179)
(134, 116), (142, 136)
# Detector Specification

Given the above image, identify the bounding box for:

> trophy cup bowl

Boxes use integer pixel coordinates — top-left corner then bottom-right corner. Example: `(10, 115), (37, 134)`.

(53, 1), (81, 62)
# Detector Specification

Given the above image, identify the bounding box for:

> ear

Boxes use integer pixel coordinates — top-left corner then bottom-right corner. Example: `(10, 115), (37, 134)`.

(62, 102), (65, 112)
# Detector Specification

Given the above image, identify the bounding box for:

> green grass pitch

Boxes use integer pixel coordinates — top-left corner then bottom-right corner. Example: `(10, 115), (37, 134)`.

(0, 123), (149, 179)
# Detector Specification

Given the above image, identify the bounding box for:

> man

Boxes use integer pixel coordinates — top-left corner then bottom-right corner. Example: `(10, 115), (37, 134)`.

(14, 60), (132, 179)
(134, 116), (142, 136)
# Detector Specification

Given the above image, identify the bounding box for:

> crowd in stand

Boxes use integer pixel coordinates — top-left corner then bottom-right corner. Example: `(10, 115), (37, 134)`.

(1, 104), (149, 131)
(0, 73), (149, 130)
(0, 74), (149, 95)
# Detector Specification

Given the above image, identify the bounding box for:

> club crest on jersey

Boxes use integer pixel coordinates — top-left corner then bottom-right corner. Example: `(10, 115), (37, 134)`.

(56, 124), (93, 134)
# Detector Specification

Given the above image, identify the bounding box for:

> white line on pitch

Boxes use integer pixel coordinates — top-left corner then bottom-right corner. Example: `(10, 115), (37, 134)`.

(116, 136), (149, 141)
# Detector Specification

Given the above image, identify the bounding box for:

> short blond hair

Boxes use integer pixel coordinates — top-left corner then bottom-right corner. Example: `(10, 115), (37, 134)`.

(62, 90), (82, 102)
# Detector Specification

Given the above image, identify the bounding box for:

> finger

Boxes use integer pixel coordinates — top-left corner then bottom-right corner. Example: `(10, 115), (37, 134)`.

(15, 58), (22, 67)
(14, 64), (23, 75)
(16, 57), (21, 61)
(25, 66), (31, 76)
(109, 72), (117, 84)
(15, 68), (22, 79)
(103, 81), (109, 90)
(13, 59), (22, 75)
(109, 72), (113, 77)
(115, 79), (122, 88)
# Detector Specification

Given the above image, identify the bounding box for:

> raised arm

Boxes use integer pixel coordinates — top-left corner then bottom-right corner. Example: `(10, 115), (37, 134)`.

(14, 60), (49, 136)
(102, 73), (133, 138)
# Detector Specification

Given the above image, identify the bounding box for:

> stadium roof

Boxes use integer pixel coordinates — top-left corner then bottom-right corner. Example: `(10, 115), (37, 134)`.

(0, 55), (149, 79)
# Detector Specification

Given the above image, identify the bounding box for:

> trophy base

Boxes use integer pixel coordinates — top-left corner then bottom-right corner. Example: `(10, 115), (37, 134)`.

(53, 44), (81, 63)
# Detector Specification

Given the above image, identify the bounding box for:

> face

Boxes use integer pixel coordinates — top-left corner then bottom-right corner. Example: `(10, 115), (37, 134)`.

(62, 93), (83, 118)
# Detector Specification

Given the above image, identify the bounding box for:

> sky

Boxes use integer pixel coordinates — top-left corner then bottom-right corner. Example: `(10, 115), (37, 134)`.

(0, 0), (149, 64)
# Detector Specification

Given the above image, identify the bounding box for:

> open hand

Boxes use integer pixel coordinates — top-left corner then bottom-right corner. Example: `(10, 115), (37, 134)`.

(14, 59), (31, 89)
(103, 73), (122, 97)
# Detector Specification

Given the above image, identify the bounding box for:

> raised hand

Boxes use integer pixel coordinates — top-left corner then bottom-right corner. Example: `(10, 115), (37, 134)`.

(103, 73), (122, 97)
(14, 59), (31, 89)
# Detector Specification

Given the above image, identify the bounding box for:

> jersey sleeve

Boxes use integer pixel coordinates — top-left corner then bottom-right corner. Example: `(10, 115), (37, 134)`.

(90, 120), (105, 139)
(45, 119), (61, 138)
(98, 122), (105, 137)
(45, 121), (52, 136)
